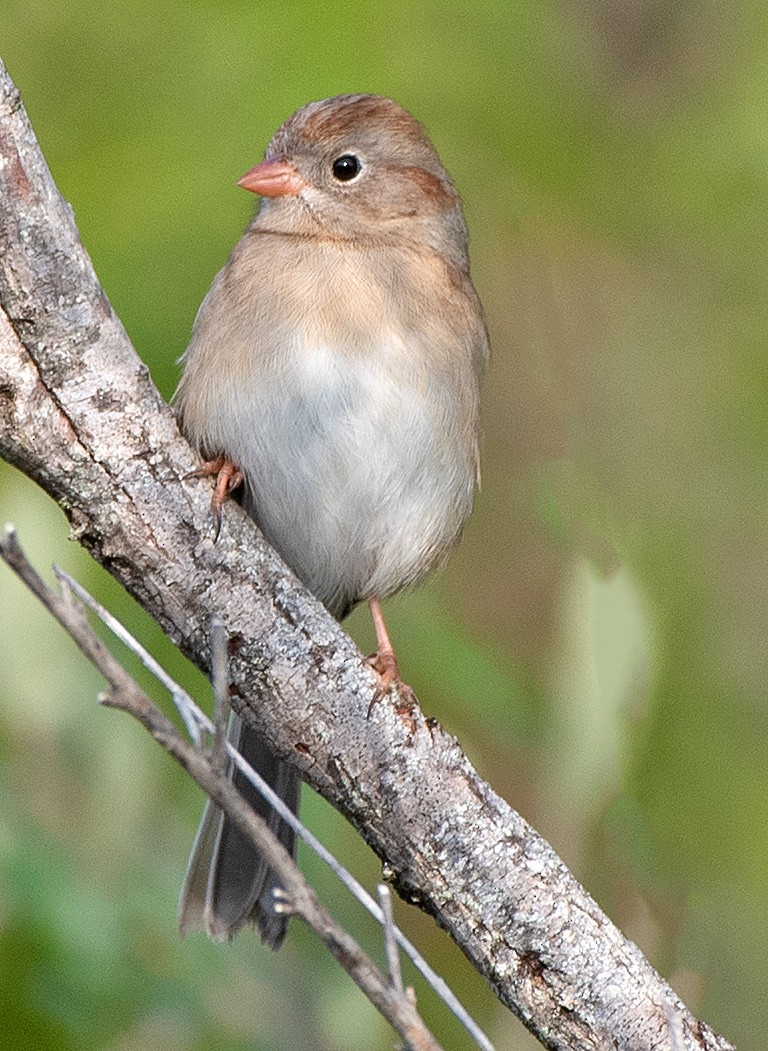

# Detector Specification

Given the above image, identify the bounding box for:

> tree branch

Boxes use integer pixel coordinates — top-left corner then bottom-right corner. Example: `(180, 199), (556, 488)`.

(0, 56), (734, 1051)
(0, 527), (443, 1051)
(48, 557), (493, 1050)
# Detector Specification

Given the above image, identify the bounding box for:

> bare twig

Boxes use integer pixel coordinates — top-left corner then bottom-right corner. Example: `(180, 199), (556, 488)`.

(0, 56), (735, 1051)
(378, 884), (404, 994)
(53, 564), (496, 1051)
(0, 526), (443, 1051)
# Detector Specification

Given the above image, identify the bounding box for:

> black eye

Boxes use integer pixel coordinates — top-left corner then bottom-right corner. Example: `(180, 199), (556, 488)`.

(331, 154), (362, 182)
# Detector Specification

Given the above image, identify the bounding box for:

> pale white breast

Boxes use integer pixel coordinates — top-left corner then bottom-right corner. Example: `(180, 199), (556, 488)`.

(220, 329), (476, 617)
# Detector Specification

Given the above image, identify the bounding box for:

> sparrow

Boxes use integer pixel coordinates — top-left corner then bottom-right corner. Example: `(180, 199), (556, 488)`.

(175, 94), (488, 948)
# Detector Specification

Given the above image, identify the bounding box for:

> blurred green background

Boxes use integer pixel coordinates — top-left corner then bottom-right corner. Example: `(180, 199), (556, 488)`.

(1, 2), (766, 1048)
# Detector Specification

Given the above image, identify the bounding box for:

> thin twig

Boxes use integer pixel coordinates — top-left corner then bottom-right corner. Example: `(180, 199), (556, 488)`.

(52, 564), (496, 1051)
(0, 525), (442, 1051)
(49, 562), (204, 747)
(378, 884), (404, 994)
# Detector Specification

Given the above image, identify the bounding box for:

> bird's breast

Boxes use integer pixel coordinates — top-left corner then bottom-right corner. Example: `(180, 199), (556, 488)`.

(225, 328), (477, 613)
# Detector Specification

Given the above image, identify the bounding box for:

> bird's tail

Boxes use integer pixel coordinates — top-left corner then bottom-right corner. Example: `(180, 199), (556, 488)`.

(178, 715), (300, 949)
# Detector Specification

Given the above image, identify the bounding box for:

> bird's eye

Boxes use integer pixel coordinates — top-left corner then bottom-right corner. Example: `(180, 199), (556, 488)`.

(331, 154), (362, 182)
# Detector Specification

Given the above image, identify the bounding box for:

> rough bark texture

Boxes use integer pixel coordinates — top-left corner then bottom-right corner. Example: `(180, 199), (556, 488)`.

(0, 57), (734, 1051)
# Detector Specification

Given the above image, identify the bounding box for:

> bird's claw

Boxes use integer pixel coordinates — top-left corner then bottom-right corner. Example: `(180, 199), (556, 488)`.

(366, 650), (417, 724)
(185, 453), (244, 542)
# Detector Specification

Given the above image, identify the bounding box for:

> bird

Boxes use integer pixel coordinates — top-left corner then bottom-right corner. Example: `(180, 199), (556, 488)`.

(174, 93), (488, 948)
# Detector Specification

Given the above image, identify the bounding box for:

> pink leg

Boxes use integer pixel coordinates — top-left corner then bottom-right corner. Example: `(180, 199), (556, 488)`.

(366, 598), (416, 719)
(368, 596), (401, 689)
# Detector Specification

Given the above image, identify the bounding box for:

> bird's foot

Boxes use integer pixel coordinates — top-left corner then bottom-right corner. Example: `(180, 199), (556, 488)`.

(366, 648), (417, 724)
(365, 596), (417, 724)
(185, 453), (244, 541)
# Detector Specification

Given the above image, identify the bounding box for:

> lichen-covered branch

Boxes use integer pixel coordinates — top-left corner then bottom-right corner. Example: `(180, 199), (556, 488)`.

(0, 56), (734, 1051)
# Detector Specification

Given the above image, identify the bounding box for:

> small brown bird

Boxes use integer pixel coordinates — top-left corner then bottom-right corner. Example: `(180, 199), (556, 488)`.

(175, 94), (488, 947)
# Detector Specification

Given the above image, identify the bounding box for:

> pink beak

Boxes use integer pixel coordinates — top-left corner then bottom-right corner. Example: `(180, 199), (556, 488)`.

(237, 158), (305, 197)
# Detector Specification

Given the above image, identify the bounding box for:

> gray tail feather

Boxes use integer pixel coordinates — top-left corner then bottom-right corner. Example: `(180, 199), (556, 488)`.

(178, 714), (300, 949)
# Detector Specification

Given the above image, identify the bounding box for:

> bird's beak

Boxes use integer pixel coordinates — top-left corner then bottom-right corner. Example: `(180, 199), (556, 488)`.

(237, 159), (305, 197)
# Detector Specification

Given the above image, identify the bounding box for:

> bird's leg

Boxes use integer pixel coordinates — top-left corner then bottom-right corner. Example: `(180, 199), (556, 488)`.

(368, 596), (401, 689)
(366, 598), (417, 723)
(186, 453), (245, 541)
